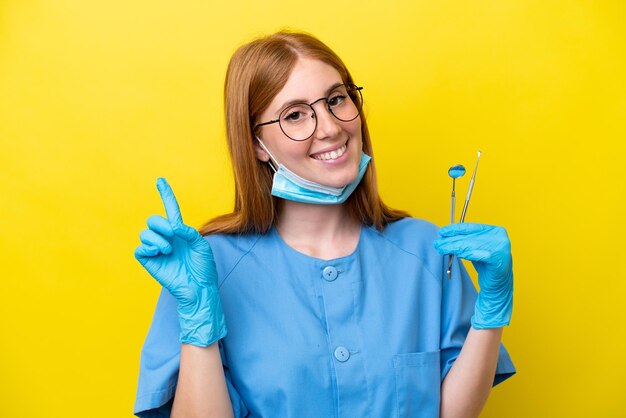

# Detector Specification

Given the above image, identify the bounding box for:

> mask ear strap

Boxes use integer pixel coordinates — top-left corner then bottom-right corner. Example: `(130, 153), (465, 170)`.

(256, 137), (279, 173)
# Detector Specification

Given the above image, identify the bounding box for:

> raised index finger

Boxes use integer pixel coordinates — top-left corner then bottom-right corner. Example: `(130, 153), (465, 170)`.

(156, 177), (183, 226)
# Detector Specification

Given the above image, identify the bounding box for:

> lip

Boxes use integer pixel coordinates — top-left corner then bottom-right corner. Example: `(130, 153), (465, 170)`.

(309, 139), (349, 158)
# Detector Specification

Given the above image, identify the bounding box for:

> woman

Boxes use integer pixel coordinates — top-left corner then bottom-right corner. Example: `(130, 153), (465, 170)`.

(134, 31), (515, 418)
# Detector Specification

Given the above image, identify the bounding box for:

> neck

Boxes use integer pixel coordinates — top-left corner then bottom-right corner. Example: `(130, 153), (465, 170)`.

(275, 200), (361, 259)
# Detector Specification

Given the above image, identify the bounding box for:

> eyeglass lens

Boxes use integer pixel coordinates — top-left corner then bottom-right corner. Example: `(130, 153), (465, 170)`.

(278, 85), (362, 141)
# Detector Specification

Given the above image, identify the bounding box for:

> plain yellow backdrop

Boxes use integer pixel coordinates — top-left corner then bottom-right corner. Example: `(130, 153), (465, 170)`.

(1, 0), (624, 416)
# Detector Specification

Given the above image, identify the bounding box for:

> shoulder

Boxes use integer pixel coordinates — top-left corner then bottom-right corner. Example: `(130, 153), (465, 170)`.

(203, 231), (263, 286)
(378, 217), (441, 250)
(203, 230), (261, 254)
(369, 217), (443, 274)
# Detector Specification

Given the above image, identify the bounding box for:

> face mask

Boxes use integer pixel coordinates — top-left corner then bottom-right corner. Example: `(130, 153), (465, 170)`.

(256, 138), (372, 205)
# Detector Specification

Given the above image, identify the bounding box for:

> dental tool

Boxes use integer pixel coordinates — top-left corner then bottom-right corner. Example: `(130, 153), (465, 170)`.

(460, 151), (481, 223)
(448, 165), (466, 225)
(446, 151), (481, 278)
(446, 165), (466, 279)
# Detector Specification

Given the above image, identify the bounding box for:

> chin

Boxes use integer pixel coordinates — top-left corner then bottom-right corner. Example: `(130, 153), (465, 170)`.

(330, 170), (360, 188)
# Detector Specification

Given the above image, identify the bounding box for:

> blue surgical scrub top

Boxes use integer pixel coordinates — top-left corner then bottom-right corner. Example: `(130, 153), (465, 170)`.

(134, 217), (515, 417)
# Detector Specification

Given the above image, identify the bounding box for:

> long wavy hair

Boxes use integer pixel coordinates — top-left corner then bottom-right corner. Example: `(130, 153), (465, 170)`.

(199, 31), (408, 235)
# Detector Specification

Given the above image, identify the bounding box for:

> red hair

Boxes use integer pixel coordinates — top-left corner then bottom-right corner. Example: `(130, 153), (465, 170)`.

(199, 31), (408, 235)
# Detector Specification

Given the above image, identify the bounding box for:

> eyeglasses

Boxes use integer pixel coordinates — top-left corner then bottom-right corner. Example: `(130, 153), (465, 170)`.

(254, 84), (363, 141)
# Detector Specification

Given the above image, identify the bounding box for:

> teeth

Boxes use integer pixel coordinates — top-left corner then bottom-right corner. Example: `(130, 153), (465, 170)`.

(313, 144), (347, 161)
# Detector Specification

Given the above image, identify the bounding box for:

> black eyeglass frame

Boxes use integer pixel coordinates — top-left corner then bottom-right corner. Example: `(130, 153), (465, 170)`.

(253, 84), (364, 142)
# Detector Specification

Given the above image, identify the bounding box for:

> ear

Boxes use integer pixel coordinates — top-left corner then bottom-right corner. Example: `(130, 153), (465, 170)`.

(253, 138), (271, 162)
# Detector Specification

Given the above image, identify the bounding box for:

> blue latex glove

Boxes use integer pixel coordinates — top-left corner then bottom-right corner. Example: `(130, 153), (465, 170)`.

(134, 178), (226, 346)
(433, 223), (513, 329)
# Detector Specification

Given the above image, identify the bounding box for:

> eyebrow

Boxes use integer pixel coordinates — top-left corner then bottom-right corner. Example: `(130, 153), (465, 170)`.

(274, 82), (345, 117)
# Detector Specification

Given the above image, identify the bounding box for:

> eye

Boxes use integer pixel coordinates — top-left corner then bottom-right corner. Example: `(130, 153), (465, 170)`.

(328, 94), (347, 107)
(284, 111), (303, 121)
(281, 104), (311, 123)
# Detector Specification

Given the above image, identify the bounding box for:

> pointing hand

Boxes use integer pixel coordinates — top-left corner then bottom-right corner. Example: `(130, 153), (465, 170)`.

(135, 178), (226, 346)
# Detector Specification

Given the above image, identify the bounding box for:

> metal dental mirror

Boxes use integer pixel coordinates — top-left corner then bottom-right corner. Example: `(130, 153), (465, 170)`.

(447, 164), (466, 279)
(446, 151), (482, 279)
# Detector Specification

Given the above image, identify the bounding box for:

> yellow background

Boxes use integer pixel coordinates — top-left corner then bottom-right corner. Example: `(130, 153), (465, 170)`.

(1, 0), (624, 416)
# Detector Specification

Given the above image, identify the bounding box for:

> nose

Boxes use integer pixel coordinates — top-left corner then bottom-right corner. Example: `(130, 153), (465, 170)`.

(312, 102), (342, 140)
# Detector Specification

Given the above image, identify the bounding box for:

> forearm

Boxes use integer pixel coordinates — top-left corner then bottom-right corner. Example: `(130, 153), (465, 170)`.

(171, 342), (234, 418)
(440, 327), (503, 418)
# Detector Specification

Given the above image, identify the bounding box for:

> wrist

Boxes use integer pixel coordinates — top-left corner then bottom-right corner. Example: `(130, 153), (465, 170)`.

(179, 308), (227, 347)
(472, 277), (514, 329)
(178, 285), (227, 347)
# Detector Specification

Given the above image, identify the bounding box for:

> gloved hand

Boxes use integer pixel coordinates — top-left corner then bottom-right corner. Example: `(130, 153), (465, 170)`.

(433, 223), (513, 329)
(134, 178), (226, 346)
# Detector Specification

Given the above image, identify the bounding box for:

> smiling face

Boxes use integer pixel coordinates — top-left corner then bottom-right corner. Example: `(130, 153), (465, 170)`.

(254, 57), (363, 189)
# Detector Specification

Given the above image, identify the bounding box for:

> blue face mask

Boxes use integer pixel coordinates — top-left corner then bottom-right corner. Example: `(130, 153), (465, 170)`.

(256, 138), (372, 205)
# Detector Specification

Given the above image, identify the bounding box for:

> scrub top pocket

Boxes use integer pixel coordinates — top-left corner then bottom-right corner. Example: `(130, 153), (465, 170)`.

(393, 350), (441, 418)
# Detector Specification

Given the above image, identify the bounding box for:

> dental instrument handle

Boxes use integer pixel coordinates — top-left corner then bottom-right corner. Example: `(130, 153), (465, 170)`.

(460, 154), (480, 222)
(447, 255), (454, 279)
(447, 183), (456, 278)
(450, 181), (456, 224)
